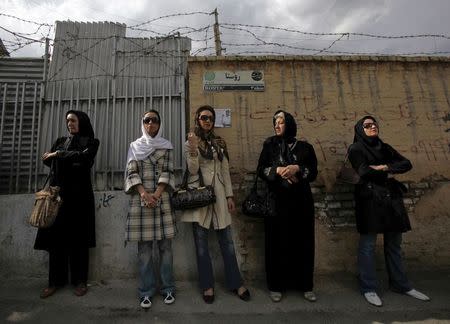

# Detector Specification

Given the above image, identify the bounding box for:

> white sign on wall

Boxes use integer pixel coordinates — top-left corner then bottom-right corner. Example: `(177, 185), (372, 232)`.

(203, 70), (265, 91)
(214, 108), (231, 128)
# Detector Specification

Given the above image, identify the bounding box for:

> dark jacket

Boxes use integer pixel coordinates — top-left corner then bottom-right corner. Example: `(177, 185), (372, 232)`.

(34, 135), (99, 250)
(348, 141), (412, 234)
(258, 137), (318, 208)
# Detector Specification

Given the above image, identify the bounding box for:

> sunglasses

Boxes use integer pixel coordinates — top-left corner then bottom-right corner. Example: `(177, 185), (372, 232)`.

(199, 115), (214, 122)
(363, 122), (378, 129)
(143, 116), (160, 124)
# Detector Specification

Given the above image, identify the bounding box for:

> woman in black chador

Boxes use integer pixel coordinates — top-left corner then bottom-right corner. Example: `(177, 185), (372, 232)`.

(34, 110), (99, 298)
(257, 110), (318, 303)
(348, 115), (430, 307)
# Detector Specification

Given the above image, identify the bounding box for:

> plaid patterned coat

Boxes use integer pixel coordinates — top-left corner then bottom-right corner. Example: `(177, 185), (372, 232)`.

(124, 149), (176, 241)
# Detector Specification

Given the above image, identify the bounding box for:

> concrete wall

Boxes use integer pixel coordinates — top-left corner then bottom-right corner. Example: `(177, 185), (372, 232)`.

(0, 192), (239, 282)
(187, 56), (450, 279)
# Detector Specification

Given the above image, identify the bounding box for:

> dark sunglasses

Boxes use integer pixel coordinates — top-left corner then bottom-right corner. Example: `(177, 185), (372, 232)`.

(199, 115), (214, 122)
(143, 116), (160, 124)
(363, 122), (378, 129)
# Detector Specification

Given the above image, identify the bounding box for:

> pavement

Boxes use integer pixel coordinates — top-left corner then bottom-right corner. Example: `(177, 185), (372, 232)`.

(1, 271), (449, 323)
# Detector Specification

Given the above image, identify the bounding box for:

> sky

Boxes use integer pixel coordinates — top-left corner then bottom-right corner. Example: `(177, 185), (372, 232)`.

(1, 0), (450, 57)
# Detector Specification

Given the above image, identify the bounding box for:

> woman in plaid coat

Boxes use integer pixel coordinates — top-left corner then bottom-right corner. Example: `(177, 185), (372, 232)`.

(124, 110), (176, 309)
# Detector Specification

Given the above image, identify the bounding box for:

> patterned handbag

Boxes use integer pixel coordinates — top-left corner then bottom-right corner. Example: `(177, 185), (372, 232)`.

(172, 167), (216, 210)
(242, 172), (276, 218)
(29, 170), (62, 228)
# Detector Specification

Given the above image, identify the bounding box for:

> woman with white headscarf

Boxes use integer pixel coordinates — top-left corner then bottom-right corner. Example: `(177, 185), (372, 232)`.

(124, 110), (176, 309)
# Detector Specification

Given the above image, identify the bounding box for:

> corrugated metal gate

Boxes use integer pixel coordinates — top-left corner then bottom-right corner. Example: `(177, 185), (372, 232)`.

(0, 22), (191, 194)
(0, 58), (45, 194)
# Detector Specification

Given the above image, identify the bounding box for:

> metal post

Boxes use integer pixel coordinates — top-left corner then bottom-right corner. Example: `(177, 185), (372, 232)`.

(213, 8), (222, 56)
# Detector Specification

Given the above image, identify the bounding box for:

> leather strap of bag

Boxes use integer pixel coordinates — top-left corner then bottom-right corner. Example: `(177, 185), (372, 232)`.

(180, 163), (208, 189)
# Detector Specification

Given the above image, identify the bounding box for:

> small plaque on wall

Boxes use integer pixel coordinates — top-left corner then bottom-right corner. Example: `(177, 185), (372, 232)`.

(214, 108), (231, 128)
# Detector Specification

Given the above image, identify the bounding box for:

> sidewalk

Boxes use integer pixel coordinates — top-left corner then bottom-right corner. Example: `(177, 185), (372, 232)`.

(1, 271), (449, 323)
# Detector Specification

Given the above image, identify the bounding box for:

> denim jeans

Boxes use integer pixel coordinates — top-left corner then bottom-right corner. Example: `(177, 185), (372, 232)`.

(358, 232), (412, 294)
(192, 223), (243, 290)
(137, 239), (175, 298)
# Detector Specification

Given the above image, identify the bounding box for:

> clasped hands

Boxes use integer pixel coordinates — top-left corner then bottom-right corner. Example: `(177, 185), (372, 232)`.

(140, 190), (161, 208)
(276, 164), (300, 184)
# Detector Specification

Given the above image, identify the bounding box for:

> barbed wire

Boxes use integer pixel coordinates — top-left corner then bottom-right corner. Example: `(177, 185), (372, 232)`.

(221, 23), (450, 40)
(128, 11), (212, 29)
(0, 13), (53, 27)
(1, 10), (450, 59)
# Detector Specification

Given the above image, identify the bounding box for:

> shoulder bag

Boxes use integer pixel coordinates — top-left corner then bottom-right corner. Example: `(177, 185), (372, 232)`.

(29, 161), (62, 228)
(336, 154), (360, 185)
(242, 171), (276, 218)
(172, 166), (216, 210)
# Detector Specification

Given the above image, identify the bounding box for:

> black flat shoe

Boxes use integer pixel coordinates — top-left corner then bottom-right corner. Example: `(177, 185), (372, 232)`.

(233, 288), (251, 301)
(202, 293), (215, 304)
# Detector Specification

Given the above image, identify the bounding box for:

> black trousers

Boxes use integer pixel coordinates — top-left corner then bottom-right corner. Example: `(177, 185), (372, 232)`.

(264, 216), (314, 292)
(48, 247), (89, 287)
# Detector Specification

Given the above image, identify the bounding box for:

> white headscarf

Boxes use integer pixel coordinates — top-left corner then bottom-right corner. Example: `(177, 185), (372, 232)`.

(126, 117), (173, 164)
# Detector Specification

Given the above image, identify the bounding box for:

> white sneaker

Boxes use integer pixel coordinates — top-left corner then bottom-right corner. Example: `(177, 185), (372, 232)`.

(163, 292), (176, 305)
(140, 296), (152, 309)
(405, 289), (430, 301)
(304, 291), (317, 302)
(363, 292), (383, 307)
(269, 291), (282, 302)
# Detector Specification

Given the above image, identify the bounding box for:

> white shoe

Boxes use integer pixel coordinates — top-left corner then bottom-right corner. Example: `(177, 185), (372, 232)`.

(363, 292), (383, 307)
(269, 291), (282, 302)
(405, 289), (430, 301)
(304, 291), (317, 302)
(140, 296), (152, 308)
(163, 292), (176, 305)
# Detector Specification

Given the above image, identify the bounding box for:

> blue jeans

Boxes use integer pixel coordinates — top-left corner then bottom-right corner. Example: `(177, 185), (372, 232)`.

(358, 232), (412, 294)
(137, 239), (175, 298)
(192, 223), (243, 290)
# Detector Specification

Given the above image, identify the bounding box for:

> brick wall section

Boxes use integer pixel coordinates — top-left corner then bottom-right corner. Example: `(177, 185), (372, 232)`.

(233, 175), (450, 280)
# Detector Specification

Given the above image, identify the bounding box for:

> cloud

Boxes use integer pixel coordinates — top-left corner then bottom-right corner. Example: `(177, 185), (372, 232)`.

(1, 0), (449, 57)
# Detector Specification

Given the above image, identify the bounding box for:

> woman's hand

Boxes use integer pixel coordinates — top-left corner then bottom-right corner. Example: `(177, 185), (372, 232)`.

(139, 190), (155, 208)
(187, 132), (199, 153)
(278, 164), (300, 179)
(369, 164), (389, 171)
(42, 151), (57, 161)
(286, 175), (299, 184)
(227, 197), (235, 213)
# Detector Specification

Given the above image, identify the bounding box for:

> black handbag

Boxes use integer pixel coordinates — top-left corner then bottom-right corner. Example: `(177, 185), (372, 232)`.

(336, 154), (360, 184)
(172, 167), (216, 210)
(242, 172), (276, 218)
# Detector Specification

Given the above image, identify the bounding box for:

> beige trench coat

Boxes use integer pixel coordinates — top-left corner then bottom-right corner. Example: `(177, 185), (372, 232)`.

(180, 141), (234, 229)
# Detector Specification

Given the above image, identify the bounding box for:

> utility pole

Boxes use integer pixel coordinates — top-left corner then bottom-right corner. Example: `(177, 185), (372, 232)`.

(213, 8), (222, 56)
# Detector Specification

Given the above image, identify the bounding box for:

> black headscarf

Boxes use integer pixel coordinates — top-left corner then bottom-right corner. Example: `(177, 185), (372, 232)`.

(65, 110), (95, 149)
(272, 110), (298, 165)
(353, 115), (385, 161)
(193, 105), (229, 161)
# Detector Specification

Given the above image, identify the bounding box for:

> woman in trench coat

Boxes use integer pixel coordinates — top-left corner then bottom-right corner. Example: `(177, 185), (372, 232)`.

(180, 105), (250, 304)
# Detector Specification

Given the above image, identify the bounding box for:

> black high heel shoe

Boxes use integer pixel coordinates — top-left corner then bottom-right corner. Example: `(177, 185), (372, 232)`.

(203, 289), (215, 304)
(233, 288), (251, 301)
